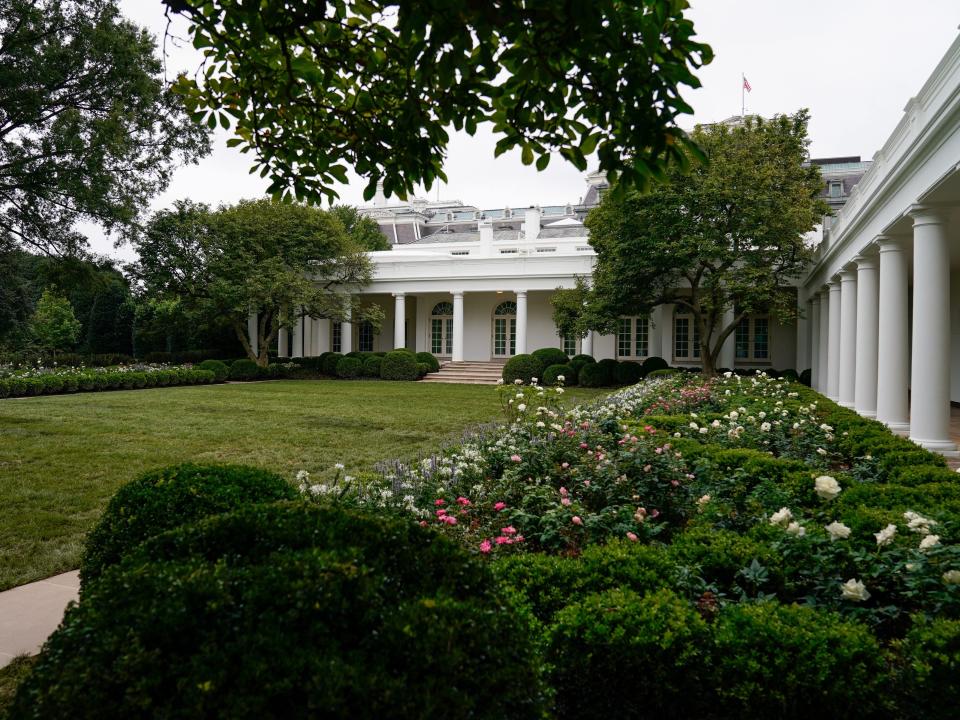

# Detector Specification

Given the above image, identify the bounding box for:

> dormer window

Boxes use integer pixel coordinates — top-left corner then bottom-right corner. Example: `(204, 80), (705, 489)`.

(828, 181), (843, 198)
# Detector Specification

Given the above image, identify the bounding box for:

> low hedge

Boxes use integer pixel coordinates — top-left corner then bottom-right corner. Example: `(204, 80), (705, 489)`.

(321, 352), (343, 376)
(543, 363), (575, 387)
(336, 356), (363, 379)
(641, 355), (669, 376)
(415, 352), (440, 373)
(380, 350), (418, 381)
(197, 359), (229, 382)
(578, 361), (611, 387)
(569, 354), (595, 373)
(362, 355), (383, 377)
(228, 358), (259, 381)
(0, 368), (215, 399)
(13, 504), (547, 719)
(615, 360), (643, 385)
(79, 463), (297, 587)
(502, 354), (543, 385)
(531, 347), (569, 370)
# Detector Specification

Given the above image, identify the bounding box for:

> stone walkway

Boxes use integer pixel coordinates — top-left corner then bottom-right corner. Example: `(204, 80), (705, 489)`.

(0, 570), (78, 669)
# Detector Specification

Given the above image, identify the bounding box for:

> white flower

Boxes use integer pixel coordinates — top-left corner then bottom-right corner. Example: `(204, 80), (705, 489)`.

(786, 521), (806, 537)
(557, 375), (565, 382)
(517, 403), (527, 412)
(514, 378), (523, 385)
(697, 494), (711, 509)
(673, 432), (681, 438)
(825, 521), (851, 540)
(875, 523), (897, 547)
(711, 419), (721, 428)
(729, 411), (739, 421)
(295, 469), (310, 482)
(841, 578), (871, 602)
(724, 371), (732, 378)
(920, 535), (941, 551)
(689, 422), (699, 430)
(555, 388), (564, 394)
(814, 475), (841, 501)
(496, 378), (504, 385)
(758, 411), (767, 419)
(334, 463), (345, 470)
(699, 427), (708, 434)
(760, 422), (771, 432)
(536, 421), (545, 428)
(904, 511), (937, 536)
(531, 377), (538, 384)
(943, 570), (960, 584)
(309, 484), (326, 496)
(816, 447), (828, 456)
(769, 507), (793, 527)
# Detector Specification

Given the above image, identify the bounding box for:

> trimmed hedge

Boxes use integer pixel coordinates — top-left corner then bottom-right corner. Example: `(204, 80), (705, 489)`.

(578, 361), (611, 387)
(415, 352), (440, 373)
(336, 356), (363, 379)
(641, 355), (669, 376)
(0, 368), (215, 399)
(321, 352), (343, 376)
(531, 347), (568, 370)
(569, 354), (595, 373)
(380, 350), (418, 381)
(228, 358), (259, 381)
(615, 360), (643, 385)
(13, 504), (547, 719)
(502, 354), (543, 385)
(79, 463), (297, 587)
(543, 363), (576, 387)
(197, 359), (229, 382)
(362, 355), (383, 377)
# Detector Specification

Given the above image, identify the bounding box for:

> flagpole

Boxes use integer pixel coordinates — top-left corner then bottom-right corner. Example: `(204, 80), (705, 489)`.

(741, 73), (745, 117)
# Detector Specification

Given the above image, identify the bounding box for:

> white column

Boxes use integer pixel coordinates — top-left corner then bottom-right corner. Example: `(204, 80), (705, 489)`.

(718, 305), (736, 370)
(278, 327), (288, 358)
(341, 304), (353, 354)
(876, 236), (910, 431)
(854, 254), (879, 417)
(247, 312), (258, 355)
(809, 295), (821, 390)
(648, 307), (663, 357)
(796, 298), (809, 374)
(817, 288), (829, 392)
(838, 267), (857, 408)
(515, 290), (528, 355)
(452, 291), (465, 362)
(315, 319), (331, 355)
(581, 330), (593, 356)
(292, 312), (303, 358)
(393, 293), (406, 349)
(908, 206), (957, 453)
(827, 279), (842, 400)
(302, 316), (314, 356)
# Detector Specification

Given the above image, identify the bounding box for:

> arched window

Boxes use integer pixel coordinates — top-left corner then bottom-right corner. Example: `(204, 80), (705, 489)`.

(492, 301), (517, 357)
(431, 301), (454, 356)
(494, 301), (517, 316)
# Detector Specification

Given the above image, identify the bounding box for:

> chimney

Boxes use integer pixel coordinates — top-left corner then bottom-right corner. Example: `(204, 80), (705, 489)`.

(373, 180), (386, 207)
(524, 206), (540, 240)
(478, 218), (494, 257)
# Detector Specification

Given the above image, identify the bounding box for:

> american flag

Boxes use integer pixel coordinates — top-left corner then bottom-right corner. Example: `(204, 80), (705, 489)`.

(743, 76), (752, 92)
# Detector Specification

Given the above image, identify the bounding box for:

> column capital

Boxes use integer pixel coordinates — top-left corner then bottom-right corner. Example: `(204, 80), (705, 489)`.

(839, 265), (857, 282)
(876, 234), (908, 252)
(853, 254), (878, 270)
(514, 289), (528, 298)
(907, 203), (951, 226)
(828, 276), (842, 291)
(451, 290), (464, 297)
(392, 292), (406, 298)
(809, 294), (821, 306)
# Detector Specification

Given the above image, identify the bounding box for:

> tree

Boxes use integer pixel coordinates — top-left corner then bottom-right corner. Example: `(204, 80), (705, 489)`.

(0, 0), (209, 255)
(330, 205), (390, 252)
(30, 287), (81, 359)
(163, 0), (712, 204)
(133, 199), (382, 366)
(554, 111), (829, 375)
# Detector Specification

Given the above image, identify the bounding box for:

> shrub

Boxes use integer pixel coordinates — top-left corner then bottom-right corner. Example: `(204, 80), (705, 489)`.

(578, 361), (611, 387)
(889, 465), (959, 487)
(597, 357), (618, 380)
(197, 359), (229, 382)
(569, 354), (595, 373)
(228, 358), (259, 381)
(502, 354), (543, 385)
(641, 355), (669, 376)
(799, 368), (812, 386)
(614, 360), (643, 385)
(668, 526), (785, 597)
(415, 352), (440, 372)
(543, 363), (575, 386)
(647, 368), (679, 378)
(380, 350), (418, 381)
(712, 602), (887, 719)
(335, 356), (363, 379)
(416, 362), (429, 378)
(321, 352), (343, 376)
(546, 588), (711, 718)
(14, 504), (547, 720)
(895, 616), (960, 719)
(362, 355), (383, 377)
(79, 463), (297, 587)
(531, 347), (568, 370)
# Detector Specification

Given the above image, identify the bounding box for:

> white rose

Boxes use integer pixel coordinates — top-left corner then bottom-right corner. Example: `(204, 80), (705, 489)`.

(943, 570), (960, 584)
(557, 375), (565, 382)
(760, 422), (771, 432)
(825, 521), (851, 541)
(814, 475), (841, 501)
(531, 377), (538, 384)
(769, 507), (793, 527)
(875, 523), (897, 548)
(920, 534), (941, 551)
(514, 378), (523, 385)
(840, 578), (870, 602)
(517, 403), (526, 412)
(729, 411), (739, 421)
(689, 422), (699, 430)
(786, 521), (806, 537)
(699, 427), (708, 434)
(697, 494), (712, 509)
(758, 411), (767, 419)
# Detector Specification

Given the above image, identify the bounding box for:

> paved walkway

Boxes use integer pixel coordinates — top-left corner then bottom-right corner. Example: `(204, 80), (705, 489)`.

(0, 570), (78, 669)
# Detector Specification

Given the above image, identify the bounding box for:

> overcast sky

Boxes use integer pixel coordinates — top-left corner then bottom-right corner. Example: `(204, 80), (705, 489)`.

(93, 0), (960, 259)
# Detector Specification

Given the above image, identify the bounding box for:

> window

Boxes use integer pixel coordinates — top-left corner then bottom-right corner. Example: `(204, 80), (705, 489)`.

(563, 334), (577, 357)
(358, 321), (374, 352)
(674, 315), (700, 360)
(493, 301), (517, 357)
(828, 181), (843, 198)
(735, 316), (770, 362)
(431, 302), (454, 356)
(617, 317), (649, 359)
(332, 322), (342, 353)
(451, 250), (470, 256)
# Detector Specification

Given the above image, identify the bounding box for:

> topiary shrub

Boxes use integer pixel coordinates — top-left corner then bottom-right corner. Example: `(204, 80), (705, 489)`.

(569, 354), (595, 373)
(543, 363), (575, 387)
(79, 463), (297, 587)
(895, 616), (960, 720)
(335, 356), (363, 379)
(228, 358), (259, 381)
(13, 504), (547, 720)
(641, 355), (669, 377)
(531, 347), (568, 370)
(380, 350), (418, 381)
(712, 602), (887, 719)
(197, 359), (229, 382)
(362, 356), (383, 378)
(597, 357), (618, 379)
(502, 354), (543, 385)
(321, 352), (343, 376)
(615, 360), (643, 386)
(415, 352), (440, 373)
(578, 361), (611, 387)
(799, 368), (812, 386)
(546, 588), (711, 718)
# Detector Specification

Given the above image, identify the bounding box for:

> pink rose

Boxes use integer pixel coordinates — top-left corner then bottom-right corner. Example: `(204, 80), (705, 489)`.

(559, 487), (568, 497)
(572, 516), (584, 526)
(561, 462), (569, 469)
(419, 520), (428, 527)
(561, 497), (572, 506)
(457, 496), (471, 506)
(494, 501), (507, 511)
(510, 454), (522, 462)
(626, 532), (638, 542)
(502, 526), (518, 535)
(479, 539), (492, 554)
(434, 499), (446, 506)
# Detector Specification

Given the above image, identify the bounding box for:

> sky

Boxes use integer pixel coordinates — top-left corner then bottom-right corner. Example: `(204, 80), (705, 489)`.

(91, 0), (960, 259)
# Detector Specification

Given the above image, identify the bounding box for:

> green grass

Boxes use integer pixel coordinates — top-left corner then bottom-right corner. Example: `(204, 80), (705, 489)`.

(0, 380), (604, 590)
(0, 655), (35, 716)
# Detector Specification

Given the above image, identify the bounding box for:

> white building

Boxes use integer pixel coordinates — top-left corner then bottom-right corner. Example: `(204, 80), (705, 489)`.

(273, 32), (960, 456)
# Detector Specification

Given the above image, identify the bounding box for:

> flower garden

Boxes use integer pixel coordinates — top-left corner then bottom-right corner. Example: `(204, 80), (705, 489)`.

(7, 373), (960, 719)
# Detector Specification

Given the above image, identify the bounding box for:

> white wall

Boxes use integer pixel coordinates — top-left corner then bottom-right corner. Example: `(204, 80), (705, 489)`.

(951, 268), (960, 403)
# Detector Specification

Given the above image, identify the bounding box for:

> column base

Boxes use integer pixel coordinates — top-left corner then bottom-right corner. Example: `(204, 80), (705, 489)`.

(827, 395), (839, 402)
(909, 436), (960, 457)
(856, 409), (877, 419)
(839, 400), (855, 409)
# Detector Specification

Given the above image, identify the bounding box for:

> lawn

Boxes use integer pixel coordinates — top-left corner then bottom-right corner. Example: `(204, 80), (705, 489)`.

(0, 380), (604, 590)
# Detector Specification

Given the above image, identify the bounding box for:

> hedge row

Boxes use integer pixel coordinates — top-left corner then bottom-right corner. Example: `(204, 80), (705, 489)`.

(503, 351), (669, 386)
(0, 368), (216, 398)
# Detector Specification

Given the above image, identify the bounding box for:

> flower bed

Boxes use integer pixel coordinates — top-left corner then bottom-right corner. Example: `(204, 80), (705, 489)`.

(300, 372), (960, 717)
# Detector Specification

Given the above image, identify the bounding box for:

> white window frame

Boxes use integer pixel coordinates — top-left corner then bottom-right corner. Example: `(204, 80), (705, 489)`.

(616, 316), (649, 360)
(673, 314), (701, 361)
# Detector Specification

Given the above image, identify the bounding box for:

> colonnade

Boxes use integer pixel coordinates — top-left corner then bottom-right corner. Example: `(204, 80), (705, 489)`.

(807, 205), (957, 454)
